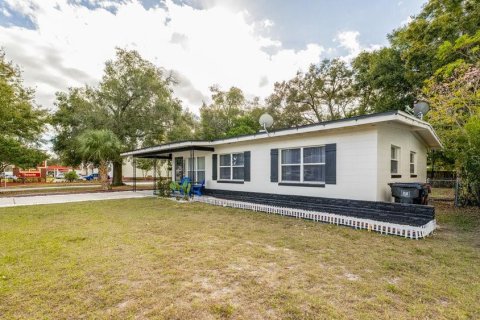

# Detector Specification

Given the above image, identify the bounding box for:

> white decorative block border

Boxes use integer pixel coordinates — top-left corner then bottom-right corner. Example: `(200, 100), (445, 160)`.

(194, 196), (436, 239)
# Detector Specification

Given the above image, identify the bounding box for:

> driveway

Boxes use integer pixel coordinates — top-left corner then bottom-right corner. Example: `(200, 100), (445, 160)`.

(0, 191), (153, 208)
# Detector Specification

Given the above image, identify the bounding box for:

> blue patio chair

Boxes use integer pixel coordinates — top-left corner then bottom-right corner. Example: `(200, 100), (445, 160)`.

(192, 179), (205, 196)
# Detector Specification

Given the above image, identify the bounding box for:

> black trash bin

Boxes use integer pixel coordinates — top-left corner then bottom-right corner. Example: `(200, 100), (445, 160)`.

(388, 183), (431, 205)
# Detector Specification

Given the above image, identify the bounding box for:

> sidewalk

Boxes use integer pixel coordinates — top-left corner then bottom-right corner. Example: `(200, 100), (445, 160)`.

(0, 181), (152, 193)
(0, 191), (153, 208)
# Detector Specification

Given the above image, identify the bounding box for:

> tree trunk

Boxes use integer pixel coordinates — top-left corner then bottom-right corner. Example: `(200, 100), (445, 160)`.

(99, 161), (111, 191)
(112, 160), (123, 186)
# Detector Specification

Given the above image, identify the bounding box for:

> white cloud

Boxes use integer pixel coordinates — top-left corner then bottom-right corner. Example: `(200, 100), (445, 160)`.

(262, 19), (274, 28)
(0, 0), (324, 112)
(400, 16), (413, 26)
(1, 7), (12, 17)
(334, 30), (382, 61)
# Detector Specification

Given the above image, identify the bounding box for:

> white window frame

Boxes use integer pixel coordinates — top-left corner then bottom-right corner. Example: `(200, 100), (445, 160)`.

(219, 153), (244, 181)
(391, 145), (401, 174)
(280, 146), (326, 183)
(185, 156), (205, 182)
(410, 151), (416, 175)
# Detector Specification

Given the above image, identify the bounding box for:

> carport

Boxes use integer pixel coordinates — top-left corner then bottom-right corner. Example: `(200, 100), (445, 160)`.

(121, 141), (215, 193)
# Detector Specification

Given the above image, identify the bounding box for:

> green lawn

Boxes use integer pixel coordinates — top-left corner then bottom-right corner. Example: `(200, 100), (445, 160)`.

(0, 199), (479, 319)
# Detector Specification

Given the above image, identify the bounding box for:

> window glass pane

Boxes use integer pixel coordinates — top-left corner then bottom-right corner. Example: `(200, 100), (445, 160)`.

(175, 158), (184, 181)
(197, 157), (205, 170)
(188, 158), (195, 172)
(232, 153), (244, 166)
(303, 147), (325, 163)
(391, 160), (398, 174)
(304, 165), (325, 182)
(281, 149), (301, 164)
(391, 146), (400, 160)
(220, 167), (231, 179)
(197, 171), (205, 182)
(410, 164), (415, 174)
(187, 171), (195, 181)
(410, 152), (415, 163)
(282, 165), (300, 181)
(233, 167), (244, 180)
(220, 154), (231, 166)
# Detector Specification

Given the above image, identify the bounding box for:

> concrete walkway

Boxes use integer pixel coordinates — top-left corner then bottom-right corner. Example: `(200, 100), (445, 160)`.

(0, 190), (153, 208)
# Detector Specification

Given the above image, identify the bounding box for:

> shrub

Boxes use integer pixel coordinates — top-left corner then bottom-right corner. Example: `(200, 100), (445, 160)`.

(156, 179), (171, 197)
(64, 171), (79, 182)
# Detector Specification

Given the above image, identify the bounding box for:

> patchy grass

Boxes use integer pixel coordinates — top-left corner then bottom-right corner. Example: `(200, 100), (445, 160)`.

(0, 199), (479, 319)
(430, 187), (455, 199)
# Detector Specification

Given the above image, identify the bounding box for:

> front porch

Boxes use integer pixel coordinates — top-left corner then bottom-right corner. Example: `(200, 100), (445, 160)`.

(124, 142), (214, 193)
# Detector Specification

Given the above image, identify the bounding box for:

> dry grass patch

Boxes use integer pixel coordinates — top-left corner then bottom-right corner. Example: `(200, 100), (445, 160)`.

(0, 198), (479, 319)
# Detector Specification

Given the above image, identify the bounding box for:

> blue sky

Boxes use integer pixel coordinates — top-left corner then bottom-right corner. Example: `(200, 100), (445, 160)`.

(0, 0), (425, 112)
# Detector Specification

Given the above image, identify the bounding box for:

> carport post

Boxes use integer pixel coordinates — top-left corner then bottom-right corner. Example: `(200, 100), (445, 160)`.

(132, 157), (136, 192)
(153, 159), (157, 195)
(191, 147), (195, 199)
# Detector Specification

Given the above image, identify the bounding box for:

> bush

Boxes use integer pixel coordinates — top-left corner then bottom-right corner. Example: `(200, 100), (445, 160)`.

(156, 179), (171, 197)
(64, 171), (79, 182)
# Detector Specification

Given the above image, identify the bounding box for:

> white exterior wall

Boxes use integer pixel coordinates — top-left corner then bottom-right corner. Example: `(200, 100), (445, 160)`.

(171, 127), (379, 201)
(376, 124), (428, 202)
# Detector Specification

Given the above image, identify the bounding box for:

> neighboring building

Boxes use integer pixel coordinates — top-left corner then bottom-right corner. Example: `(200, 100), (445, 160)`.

(122, 111), (441, 202)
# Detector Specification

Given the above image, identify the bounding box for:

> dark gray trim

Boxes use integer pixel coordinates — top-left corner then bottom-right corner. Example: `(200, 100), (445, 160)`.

(410, 174), (418, 178)
(212, 154), (217, 180)
(391, 174), (402, 178)
(325, 143), (336, 185)
(244, 151), (251, 182)
(270, 149), (278, 182)
(135, 154), (172, 159)
(203, 189), (435, 227)
(279, 182), (325, 188)
(217, 180), (244, 184)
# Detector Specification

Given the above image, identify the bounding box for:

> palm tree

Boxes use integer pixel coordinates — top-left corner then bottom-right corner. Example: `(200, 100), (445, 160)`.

(78, 129), (121, 190)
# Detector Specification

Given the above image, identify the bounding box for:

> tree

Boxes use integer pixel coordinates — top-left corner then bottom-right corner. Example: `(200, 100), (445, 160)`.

(200, 86), (255, 139)
(51, 87), (105, 167)
(423, 31), (480, 204)
(352, 48), (414, 113)
(0, 49), (47, 172)
(0, 137), (46, 172)
(136, 159), (153, 178)
(267, 59), (355, 126)
(352, 0), (480, 113)
(52, 48), (187, 185)
(389, 0), (480, 88)
(78, 130), (121, 190)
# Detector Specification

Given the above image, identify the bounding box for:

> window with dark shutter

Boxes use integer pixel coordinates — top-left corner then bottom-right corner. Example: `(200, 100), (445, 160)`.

(270, 149), (278, 182)
(325, 143), (336, 185)
(244, 151), (251, 181)
(212, 154), (217, 180)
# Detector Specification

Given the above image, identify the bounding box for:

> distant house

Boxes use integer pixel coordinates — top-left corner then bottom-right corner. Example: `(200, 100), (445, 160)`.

(122, 111), (442, 238)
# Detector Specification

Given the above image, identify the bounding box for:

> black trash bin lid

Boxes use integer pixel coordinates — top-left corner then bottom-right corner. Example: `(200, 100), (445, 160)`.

(388, 182), (428, 189)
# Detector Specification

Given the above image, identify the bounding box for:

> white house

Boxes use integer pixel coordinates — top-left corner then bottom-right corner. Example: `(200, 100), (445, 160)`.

(122, 111), (441, 201)
(121, 111), (442, 238)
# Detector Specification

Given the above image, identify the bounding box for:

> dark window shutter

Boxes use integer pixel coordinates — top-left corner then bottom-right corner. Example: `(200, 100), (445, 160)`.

(244, 151), (251, 181)
(325, 144), (336, 184)
(270, 149), (279, 182)
(212, 154), (217, 180)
